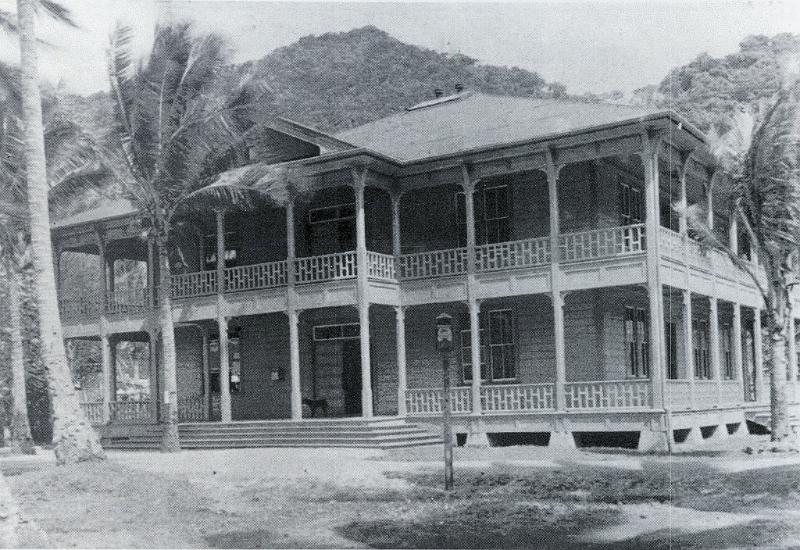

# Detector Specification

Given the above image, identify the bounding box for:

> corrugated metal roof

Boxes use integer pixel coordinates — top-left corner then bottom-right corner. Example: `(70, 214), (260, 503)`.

(52, 198), (138, 229)
(336, 92), (661, 162)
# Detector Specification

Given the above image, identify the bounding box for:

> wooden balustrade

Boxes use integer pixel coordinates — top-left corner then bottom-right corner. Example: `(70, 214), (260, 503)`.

(59, 293), (101, 320)
(481, 383), (555, 412)
(105, 287), (150, 314)
(294, 251), (357, 284)
(225, 260), (287, 292)
(564, 380), (651, 410)
(658, 226), (684, 259)
(80, 401), (105, 424)
(475, 237), (551, 272)
(693, 380), (718, 406)
(559, 224), (646, 262)
(109, 400), (153, 423)
(367, 252), (396, 281)
(405, 387), (472, 415)
(399, 248), (468, 280)
(171, 270), (217, 299)
(178, 394), (208, 422)
(719, 380), (743, 406)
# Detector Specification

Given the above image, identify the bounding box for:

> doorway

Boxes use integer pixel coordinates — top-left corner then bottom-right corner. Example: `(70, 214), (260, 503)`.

(341, 340), (362, 415)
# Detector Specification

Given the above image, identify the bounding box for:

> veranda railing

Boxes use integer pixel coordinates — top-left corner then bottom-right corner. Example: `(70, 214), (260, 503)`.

(405, 387), (472, 415)
(563, 380), (651, 410)
(559, 224), (646, 262)
(480, 383), (555, 412)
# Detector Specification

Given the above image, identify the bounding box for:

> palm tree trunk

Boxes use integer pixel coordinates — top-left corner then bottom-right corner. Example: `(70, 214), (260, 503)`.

(156, 235), (180, 451)
(16, 0), (104, 463)
(767, 291), (792, 442)
(7, 261), (35, 455)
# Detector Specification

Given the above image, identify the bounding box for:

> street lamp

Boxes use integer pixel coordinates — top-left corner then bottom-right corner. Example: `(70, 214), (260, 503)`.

(436, 312), (454, 490)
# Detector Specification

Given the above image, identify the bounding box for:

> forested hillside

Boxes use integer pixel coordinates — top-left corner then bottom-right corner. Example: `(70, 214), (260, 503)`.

(650, 33), (800, 132)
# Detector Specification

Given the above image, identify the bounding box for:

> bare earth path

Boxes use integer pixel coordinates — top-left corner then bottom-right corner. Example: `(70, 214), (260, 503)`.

(4, 433), (800, 548)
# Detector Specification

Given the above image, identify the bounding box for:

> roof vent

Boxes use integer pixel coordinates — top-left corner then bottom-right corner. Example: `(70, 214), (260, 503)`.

(434, 88), (444, 98)
(455, 83), (464, 93)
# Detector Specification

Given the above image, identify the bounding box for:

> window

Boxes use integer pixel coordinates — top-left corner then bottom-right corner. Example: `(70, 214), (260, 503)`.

(308, 203), (356, 252)
(203, 231), (240, 270)
(483, 186), (510, 244)
(617, 176), (642, 226)
(666, 321), (678, 380)
(313, 323), (360, 341)
(693, 318), (711, 379)
(461, 309), (515, 382)
(455, 184), (510, 246)
(625, 306), (649, 378)
(721, 325), (734, 380)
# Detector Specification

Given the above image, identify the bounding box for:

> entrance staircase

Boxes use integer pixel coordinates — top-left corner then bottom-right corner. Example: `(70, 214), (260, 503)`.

(100, 418), (441, 450)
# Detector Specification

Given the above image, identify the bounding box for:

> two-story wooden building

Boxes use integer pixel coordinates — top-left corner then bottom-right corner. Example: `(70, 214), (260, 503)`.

(54, 91), (799, 450)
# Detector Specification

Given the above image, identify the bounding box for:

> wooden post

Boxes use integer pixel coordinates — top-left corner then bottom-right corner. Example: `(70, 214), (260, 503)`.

(391, 191), (402, 261)
(461, 164), (482, 416)
(732, 302), (743, 390)
(148, 329), (159, 422)
(147, 236), (156, 307)
(286, 197), (302, 420)
(729, 216), (739, 257)
(546, 150), (567, 411)
(641, 134), (666, 410)
(753, 308), (765, 403)
(352, 167), (373, 418)
(710, 297), (722, 402)
(683, 290), (695, 408)
(679, 153), (691, 236)
(215, 209), (231, 422)
(395, 305), (407, 416)
(100, 328), (111, 423)
(201, 329), (210, 420)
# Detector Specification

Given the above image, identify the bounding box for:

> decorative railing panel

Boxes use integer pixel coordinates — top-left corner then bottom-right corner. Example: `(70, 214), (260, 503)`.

(399, 248), (468, 280)
(367, 252), (396, 281)
(658, 227), (685, 259)
(178, 394), (208, 422)
(294, 251), (357, 284)
(559, 224), (646, 262)
(80, 401), (105, 424)
(105, 287), (150, 315)
(405, 387), (472, 415)
(225, 260), (287, 293)
(475, 237), (551, 272)
(665, 380), (693, 410)
(59, 293), (101, 320)
(109, 400), (153, 423)
(564, 380), (651, 410)
(481, 383), (555, 412)
(171, 271), (217, 299)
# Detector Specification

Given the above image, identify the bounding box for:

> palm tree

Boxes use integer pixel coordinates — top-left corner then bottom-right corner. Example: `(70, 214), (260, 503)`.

(686, 74), (800, 445)
(90, 23), (262, 450)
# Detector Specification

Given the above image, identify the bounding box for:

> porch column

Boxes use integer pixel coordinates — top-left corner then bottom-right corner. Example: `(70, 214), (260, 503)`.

(683, 290), (695, 408)
(52, 245), (61, 294)
(391, 191), (402, 262)
(395, 306), (407, 416)
(286, 196), (302, 420)
(352, 167), (373, 417)
(100, 326), (112, 423)
(96, 231), (108, 314)
(729, 216), (739, 257)
(710, 297), (722, 402)
(461, 164), (482, 415)
(733, 303), (744, 397)
(546, 150), (567, 411)
(678, 152), (691, 236)
(753, 308), (765, 403)
(215, 209), (232, 422)
(642, 134), (666, 409)
(201, 329), (210, 420)
(706, 170), (714, 230)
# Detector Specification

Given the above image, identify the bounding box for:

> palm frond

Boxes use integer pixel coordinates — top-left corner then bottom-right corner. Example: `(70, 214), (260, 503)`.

(38, 0), (77, 28)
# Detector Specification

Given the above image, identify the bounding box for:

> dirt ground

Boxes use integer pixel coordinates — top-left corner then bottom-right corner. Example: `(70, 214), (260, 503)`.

(4, 433), (800, 549)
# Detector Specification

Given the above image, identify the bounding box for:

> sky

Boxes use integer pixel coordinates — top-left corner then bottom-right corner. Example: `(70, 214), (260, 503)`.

(1, 0), (799, 96)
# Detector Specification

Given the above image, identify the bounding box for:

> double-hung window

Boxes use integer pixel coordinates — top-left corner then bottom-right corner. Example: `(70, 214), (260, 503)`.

(721, 324), (734, 379)
(461, 309), (515, 382)
(693, 318), (711, 379)
(617, 176), (642, 226)
(625, 306), (649, 378)
(455, 184), (511, 246)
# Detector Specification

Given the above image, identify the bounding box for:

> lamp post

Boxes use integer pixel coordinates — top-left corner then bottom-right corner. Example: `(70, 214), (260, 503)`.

(436, 313), (454, 490)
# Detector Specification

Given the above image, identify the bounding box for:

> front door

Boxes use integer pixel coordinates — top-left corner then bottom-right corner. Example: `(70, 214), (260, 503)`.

(341, 340), (362, 415)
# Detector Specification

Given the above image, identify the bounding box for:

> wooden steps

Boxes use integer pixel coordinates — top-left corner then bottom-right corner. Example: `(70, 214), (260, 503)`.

(100, 418), (441, 450)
